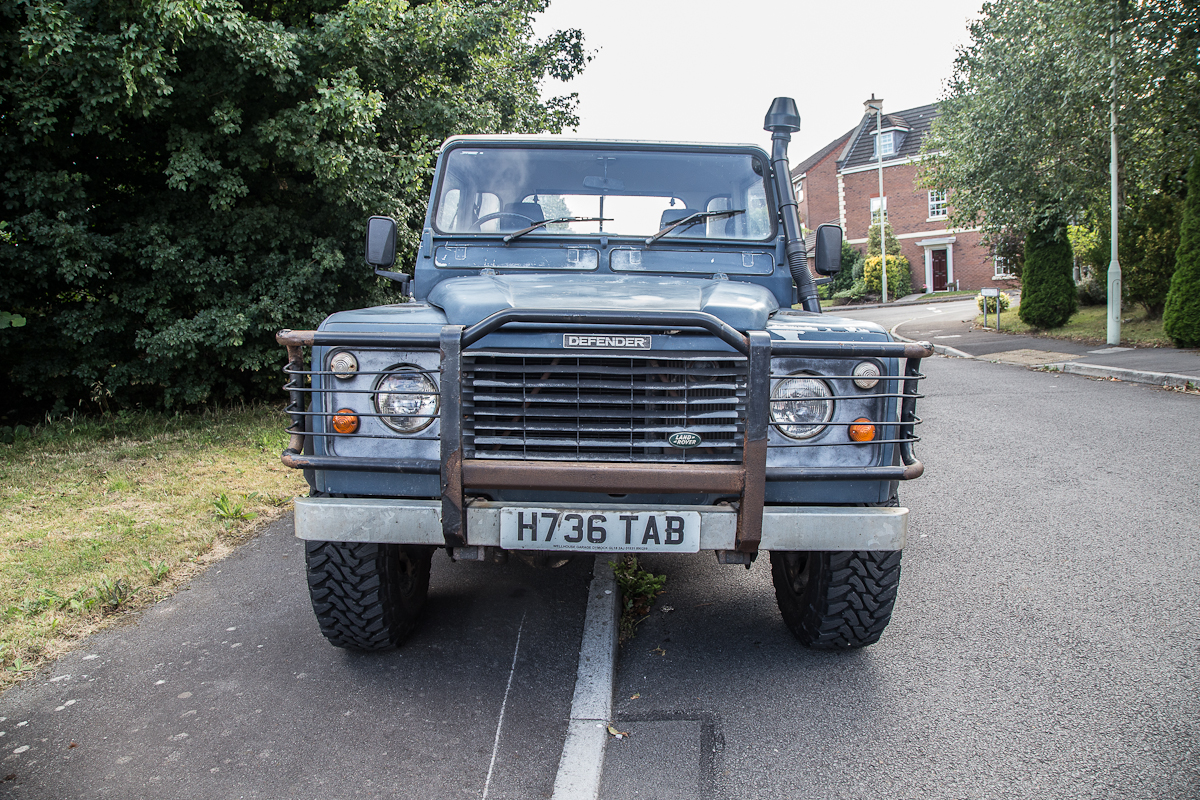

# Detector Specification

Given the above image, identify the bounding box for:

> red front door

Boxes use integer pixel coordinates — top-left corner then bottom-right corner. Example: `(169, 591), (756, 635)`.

(932, 249), (948, 291)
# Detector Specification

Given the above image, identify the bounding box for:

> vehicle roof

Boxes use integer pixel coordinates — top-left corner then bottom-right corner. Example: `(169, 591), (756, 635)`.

(440, 134), (769, 155)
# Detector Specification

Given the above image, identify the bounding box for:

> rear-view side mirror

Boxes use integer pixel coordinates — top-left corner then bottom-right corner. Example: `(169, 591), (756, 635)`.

(813, 224), (843, 276)
(365, 216), (397, 268)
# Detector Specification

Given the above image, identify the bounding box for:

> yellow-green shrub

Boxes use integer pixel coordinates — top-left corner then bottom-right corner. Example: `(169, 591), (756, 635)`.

(863, 255), (912, 298)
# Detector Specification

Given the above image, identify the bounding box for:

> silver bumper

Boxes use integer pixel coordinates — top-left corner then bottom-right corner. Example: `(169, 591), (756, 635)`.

(292, 498), (907, 551)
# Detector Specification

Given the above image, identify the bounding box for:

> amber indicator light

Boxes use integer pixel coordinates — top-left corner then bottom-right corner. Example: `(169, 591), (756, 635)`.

(848, 418), (875, 442)
(332, 409), (359, 434)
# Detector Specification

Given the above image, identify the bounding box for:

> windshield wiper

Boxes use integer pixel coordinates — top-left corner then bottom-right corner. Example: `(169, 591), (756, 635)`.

(644, 209), (745, 245)
(502, 216), (611, 243)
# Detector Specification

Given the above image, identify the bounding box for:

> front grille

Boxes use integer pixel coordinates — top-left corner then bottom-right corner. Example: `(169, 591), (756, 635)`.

(462, 352), (747, 463)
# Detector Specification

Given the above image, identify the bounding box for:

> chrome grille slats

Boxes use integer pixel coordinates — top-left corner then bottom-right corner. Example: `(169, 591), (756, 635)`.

(462, 351), (747, 463)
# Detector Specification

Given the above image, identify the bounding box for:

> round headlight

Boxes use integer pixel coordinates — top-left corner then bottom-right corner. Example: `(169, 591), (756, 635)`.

(374, 366), (439, 433)
(770, 374), (833, 440)
(852, 361), (881, 389)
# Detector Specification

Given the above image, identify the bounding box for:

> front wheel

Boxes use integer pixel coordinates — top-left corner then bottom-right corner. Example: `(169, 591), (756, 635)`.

(305, 541), (433, 650)
(769, 549), (902, 650)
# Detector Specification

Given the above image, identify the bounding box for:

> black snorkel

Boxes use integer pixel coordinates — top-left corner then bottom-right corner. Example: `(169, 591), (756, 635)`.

(764, 97), (821, 313)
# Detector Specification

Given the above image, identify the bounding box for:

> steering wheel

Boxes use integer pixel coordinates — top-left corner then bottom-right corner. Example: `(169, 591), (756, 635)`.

(472, 211), (537, 231)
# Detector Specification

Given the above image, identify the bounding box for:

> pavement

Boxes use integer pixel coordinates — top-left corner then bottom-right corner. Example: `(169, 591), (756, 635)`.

(878, 295), (1200, 390)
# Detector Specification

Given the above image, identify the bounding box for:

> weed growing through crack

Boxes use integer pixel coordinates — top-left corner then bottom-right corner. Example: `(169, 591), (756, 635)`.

(610, 555), (667, 644)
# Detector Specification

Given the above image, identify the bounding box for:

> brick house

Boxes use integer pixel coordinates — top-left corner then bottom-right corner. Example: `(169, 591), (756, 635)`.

(792, 96), (1018, 294)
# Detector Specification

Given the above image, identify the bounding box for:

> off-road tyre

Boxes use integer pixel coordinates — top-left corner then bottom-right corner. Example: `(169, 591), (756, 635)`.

(769, 549), (902, 649)
(769, 493), (902, 649)
(305, 541), (433, 651)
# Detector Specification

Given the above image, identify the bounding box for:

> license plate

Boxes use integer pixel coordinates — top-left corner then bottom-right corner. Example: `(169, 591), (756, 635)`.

(499, 508), (701, 553)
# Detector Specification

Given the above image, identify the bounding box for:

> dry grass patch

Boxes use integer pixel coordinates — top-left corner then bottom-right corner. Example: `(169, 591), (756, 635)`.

(0, 405), (306, 687)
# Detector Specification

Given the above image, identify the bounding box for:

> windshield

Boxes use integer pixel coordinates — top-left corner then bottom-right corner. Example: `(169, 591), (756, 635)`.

(432, 145), (773, 241)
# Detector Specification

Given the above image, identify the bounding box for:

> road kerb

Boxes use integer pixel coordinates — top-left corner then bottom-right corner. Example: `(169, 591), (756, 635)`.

(551, 555), (620, 800)
(1054, 362), (1200, 389)
(891, 321), (1200, 389)
(889, 322), (974, 360)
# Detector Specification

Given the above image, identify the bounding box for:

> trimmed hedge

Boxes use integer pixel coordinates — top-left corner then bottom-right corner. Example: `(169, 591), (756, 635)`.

(1163, 157), (1200, 348)
(1018, 220), (1077, 329)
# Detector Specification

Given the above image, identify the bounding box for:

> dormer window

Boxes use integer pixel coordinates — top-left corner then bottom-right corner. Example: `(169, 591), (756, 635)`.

(873, 131), (898, 157)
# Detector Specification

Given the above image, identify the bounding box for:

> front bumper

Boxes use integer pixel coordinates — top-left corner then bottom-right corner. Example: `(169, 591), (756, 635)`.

(292, 497), (908, 551)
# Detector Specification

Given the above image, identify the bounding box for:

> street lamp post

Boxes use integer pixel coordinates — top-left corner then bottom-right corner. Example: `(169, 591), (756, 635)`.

(865, 95), (887, 304)
(1107, 36), (1122, 346)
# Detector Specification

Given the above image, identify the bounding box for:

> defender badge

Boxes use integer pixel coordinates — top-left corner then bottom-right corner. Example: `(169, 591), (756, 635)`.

(563, 334), (651, 349)
(668, 431), (701, 448)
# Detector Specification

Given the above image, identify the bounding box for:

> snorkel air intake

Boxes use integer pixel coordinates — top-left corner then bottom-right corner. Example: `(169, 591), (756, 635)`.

(764, 98), (821, 313)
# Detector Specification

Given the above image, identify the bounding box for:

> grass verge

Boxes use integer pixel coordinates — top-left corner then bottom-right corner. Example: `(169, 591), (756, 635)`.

(610, 555), (667, 644)
(0, 405), (306, 688)
(975, 304), (1173, 347)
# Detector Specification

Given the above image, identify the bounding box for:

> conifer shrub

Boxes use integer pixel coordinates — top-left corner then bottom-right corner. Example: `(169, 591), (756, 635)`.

(1163, 157), (1200, 348)
(1018, 220), (1077, 329)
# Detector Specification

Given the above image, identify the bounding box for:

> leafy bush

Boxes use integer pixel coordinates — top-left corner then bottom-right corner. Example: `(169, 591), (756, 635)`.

(863, 255), (912, 299)
(976, 292), (1012, 313)
(1019, 220), (1077, 328)
(1077, 279), (1108, 306)
(1123, 193), (1183, 318)
(830, 240), (862, 294)
(0, 0), (587, 419)
(1164, 156), (1200, 347)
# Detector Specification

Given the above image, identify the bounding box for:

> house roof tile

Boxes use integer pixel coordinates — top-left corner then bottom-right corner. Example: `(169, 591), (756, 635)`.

(839, 103), (939, 170)
(790, 128), (854, 178)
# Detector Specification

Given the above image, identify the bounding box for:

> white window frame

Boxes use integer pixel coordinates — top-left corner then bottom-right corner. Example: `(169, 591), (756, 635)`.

(793, 179), (804, 202)
(928, 190), (948, 220)
(872, 131), (896, 158)
(870, 196), (887, 225)
(994, 255), (1016, 278)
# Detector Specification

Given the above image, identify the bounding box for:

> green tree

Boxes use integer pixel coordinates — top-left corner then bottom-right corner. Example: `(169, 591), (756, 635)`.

(0, 0), (587, 417)
(922, 0), (1200, 240)
(1019, 219), (1078, 328)
(1163, 156), (1200, 347)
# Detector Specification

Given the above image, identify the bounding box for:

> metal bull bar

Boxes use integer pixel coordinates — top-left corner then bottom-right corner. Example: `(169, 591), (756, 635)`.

(277, 310), (932, 554)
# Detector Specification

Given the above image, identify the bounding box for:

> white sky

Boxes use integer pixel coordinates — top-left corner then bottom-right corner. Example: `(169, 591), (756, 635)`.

(532, 0), (984, 162)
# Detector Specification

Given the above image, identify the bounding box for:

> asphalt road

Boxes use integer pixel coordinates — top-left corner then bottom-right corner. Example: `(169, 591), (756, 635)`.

(600, 356), (1200, 799)
(3, 354), (1199, 799)
(829, 298), (980, 335)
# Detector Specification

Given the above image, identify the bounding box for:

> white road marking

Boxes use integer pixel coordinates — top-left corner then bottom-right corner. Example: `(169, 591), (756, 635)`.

(481, 612), (526, 800)
(552, 556), (620, 800)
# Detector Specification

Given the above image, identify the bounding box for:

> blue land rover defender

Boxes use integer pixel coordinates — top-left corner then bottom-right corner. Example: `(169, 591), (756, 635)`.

(278, 98), (931, 651)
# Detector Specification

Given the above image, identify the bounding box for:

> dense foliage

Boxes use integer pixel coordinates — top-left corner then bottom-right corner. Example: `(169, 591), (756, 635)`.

(1019, 220), (1078, 329)
(1163, 157), (1200, 347)
(0, 0), (586, 419)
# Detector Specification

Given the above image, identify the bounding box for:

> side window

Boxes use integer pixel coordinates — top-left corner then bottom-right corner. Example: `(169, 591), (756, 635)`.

(475, 192), (501, 231)
(436, 189), (461, 230)
(706, 196), (731, 237)
(744, 182), (769, 239)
